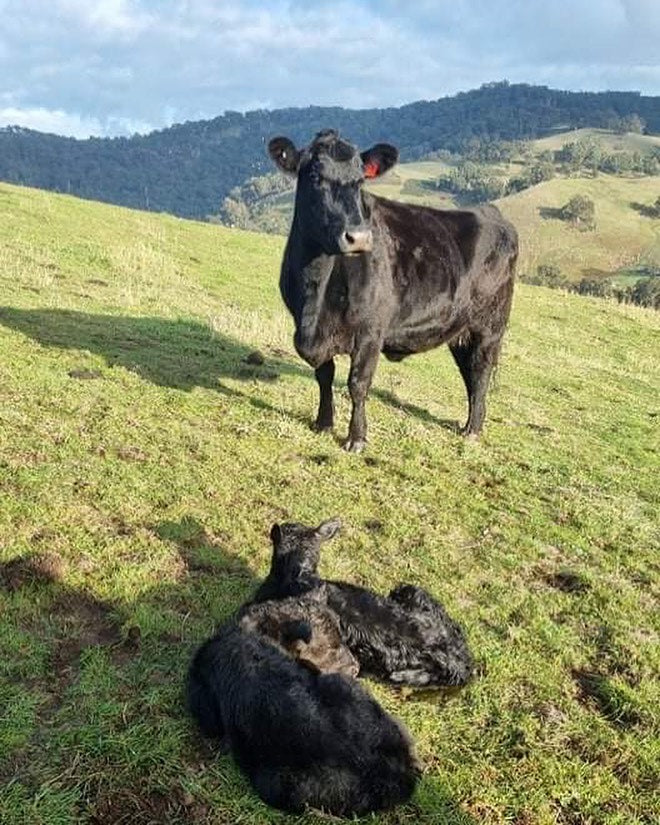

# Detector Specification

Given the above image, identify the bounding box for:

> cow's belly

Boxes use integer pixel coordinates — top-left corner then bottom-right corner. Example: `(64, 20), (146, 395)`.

(382, 303), (467, 360)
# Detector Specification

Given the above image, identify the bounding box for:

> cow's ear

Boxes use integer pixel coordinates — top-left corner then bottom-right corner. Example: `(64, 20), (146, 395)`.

(268, 137), (300, 175)
(270, 523), (282, 545)
(360, 143), (399, 178)
(315, 517), (341, 542)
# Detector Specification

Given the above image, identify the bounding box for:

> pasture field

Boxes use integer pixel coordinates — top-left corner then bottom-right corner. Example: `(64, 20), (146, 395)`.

(0, 181), (658, 825)
(369, 165), (660, 283)
(531, 128), (660, 155)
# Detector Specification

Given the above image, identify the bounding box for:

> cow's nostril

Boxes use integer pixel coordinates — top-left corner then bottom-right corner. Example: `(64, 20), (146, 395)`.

(339, 228), (373, 254)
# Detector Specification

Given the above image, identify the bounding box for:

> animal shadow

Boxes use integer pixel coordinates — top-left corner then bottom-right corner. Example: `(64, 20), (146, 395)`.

(0, 305), (464, 436)
(373, 388), (461, 433)
(0, 306), (307, 393)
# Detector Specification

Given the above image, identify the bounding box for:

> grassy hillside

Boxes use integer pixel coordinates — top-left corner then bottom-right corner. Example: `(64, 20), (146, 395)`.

(497, 174), (660, 279)
(532, 128), (660, 154)
(0, 182), (658, 825)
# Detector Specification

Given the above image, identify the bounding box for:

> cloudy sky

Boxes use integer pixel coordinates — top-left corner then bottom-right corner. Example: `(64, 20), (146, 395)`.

(1, 0), (658, 138)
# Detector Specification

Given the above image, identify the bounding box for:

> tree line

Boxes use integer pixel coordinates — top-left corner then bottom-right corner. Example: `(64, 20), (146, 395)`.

(521, 264), (660, 310)
(0, 82), (658, 219)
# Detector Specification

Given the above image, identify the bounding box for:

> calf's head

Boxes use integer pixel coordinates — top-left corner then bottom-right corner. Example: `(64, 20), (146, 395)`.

(268, 129), (398, 256)
(268, 517), (341, 591)
(241, 600), (359, 678)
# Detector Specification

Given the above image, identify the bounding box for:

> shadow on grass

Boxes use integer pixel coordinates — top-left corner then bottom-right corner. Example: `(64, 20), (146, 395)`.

(0, 305), (321, 429)
(0, 532), (474, 824)
(538, 206), (565, 220)
(372, 388), (461, 433)
(0, 306), (307, 392)
(629, 201), (658, 218)
(0, 306), (465, 439)
(0, 524), (260, 819)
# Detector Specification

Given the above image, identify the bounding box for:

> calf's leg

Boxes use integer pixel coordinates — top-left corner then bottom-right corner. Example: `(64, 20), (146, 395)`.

(314, 359), (335, 431)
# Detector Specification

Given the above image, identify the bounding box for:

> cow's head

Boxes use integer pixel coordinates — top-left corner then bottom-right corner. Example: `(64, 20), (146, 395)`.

(268, 129), (398, 256)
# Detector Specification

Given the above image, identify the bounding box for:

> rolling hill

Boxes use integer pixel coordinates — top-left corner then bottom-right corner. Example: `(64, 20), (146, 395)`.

(532, 127), (660, 154)
(0, 181), (658, 824)
(1, 82), (659, 219)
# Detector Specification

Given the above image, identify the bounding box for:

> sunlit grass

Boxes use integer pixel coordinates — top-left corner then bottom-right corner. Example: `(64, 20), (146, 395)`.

(0, 181), (658, 825)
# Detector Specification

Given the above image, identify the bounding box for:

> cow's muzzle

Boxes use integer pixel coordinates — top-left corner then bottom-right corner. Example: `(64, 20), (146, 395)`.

(338, 228), (373, 254)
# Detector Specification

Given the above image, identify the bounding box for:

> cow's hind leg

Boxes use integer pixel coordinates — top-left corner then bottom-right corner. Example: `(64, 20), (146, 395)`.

(449, 333), (498, 436)
(314, 359), (335, 431)
(450, 279), (514, 436)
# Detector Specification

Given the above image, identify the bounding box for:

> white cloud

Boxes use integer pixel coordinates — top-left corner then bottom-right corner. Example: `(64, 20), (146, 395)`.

(0, 107), (103, 137)
(0, 1), (657, 137)
(57, 0), (153, 39)
(0, 106), (154, 138)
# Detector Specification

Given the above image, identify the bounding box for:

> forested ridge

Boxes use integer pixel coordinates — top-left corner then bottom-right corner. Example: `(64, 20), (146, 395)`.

(1, 82), (658, 219)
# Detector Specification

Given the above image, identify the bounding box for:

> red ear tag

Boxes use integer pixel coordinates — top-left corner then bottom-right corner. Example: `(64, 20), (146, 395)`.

(364, 161), (380, 178)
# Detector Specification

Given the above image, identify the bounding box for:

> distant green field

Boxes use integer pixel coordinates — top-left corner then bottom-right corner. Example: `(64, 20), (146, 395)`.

(532, 128), (660, 154)
(0, 182), (658, 825)
(497, 174), (660, 280)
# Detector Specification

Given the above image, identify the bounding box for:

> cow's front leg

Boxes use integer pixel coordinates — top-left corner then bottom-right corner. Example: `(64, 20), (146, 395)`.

(313, 359), (335, 431)
(345, 339), (381, 453)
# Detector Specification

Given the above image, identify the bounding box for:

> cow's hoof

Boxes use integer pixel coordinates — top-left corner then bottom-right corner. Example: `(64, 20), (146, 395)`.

(344, 438), (367, 454)
(460, 425), (481, 440)
(312, 421), (333, 433)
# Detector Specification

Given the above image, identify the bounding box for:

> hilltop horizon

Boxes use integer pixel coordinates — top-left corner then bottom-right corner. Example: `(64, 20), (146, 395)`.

(1, 81), (659, 142)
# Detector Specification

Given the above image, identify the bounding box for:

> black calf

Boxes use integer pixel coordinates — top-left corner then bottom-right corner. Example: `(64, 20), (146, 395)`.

(255, 520), (474, 688)
(187, 596), (419, 816)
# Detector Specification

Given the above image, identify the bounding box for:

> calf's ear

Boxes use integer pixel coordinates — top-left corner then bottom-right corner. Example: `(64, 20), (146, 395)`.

(270, 523), (282, 545)
(360, 143), (399, 178)
(315, 517), (341, 542)
(268, 136), (300, 174)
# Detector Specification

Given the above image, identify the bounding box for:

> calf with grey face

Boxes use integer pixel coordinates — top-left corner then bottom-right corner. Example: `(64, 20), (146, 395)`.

(269, 129), (518, 452)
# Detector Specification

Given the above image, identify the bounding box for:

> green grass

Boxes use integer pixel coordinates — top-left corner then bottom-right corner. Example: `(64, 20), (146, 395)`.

(0, 181), (659, 825)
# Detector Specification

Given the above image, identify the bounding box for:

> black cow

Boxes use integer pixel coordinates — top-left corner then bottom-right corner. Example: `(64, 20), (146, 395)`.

(268, 129), (518, 451)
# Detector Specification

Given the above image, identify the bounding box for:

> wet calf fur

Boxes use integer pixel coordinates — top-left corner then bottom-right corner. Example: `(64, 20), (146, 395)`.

(237, 595), (359, 678)
(255, 519), (474, 688)
(187, 596), (419, 816)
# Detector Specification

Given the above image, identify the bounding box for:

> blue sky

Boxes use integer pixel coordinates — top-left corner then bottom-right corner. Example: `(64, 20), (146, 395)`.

(0, 0), (658, 138)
